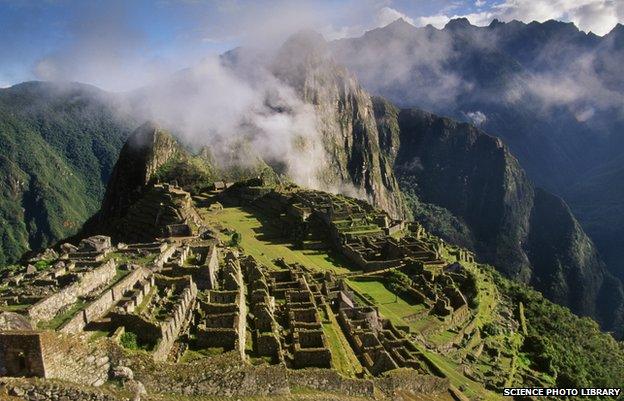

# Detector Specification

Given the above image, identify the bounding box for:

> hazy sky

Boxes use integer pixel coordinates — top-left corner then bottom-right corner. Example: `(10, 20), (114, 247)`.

(1, 0), (622, 90)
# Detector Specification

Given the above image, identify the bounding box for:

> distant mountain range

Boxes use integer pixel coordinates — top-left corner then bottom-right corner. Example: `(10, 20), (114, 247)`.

(331, 17), (624, 282)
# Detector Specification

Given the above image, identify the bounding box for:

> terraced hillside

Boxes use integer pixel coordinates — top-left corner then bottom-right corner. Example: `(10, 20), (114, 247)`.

(1, 175), (623, 401)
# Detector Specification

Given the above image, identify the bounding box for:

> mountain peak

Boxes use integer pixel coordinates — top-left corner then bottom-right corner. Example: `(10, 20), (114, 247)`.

(381, 17), (417, 35)
(98, 122), (181, 220)
(488, 18), (503, 27)
(275, 29), (329, 65)
(280, 29), (327, 52)
(127, 120), (160, 147)
(444, 17), (472, 30)
(387, 17), (413, 28)
(607, 22), (624, 36)
(273, 29), (333, 88)
(534, 19), (580, 35)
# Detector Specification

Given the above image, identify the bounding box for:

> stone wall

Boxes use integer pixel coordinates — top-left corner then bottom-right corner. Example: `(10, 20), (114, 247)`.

(204, 244), (219, 289)
(111, 267), (150, 301)
(27, 260), (117, 324)
(39, 332), (110, 387)
(122, 351), (291, 397)
(153, 244), (176, 269)
(59, 290), (114, 334)
(287, 369), (375, 397)
(152, 276), (198, 361)
(108, 312), (162, 345)
(59, 267), (151, 334)
(375, 369), (449, 398)
(0, 378), (124, 401)
(197, 327), (238, 349)
(340, 243), (403, 271)
(1, 333), (111, 386)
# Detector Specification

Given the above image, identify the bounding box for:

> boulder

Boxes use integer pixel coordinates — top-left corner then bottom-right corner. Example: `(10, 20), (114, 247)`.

(112, 365), (134, 380)
(0, 312), (33, 331)
(79, 235), (112, 252)
(125, 379), (146, 401)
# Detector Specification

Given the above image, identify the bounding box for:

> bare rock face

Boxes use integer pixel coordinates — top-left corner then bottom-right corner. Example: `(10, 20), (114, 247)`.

(60, 243), (78, 254)
(126, 380), (146, 401)
(111, 366), (134, 381)
(79, 235), (112, 253)
(28, 248), (59, 263)
(271, 31), (408, 219)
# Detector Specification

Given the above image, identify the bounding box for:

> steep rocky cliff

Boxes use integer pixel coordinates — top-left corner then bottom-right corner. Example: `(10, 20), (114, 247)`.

(271, 31), (407, 218)
(527, 188), (624, 332)
(374, 99), (624, 336)
(97, 121), (181, 222)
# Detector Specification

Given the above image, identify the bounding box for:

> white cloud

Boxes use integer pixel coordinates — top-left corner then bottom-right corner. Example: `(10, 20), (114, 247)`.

(459, 10), (496, 26)
(131, 55), (331, 190)
(575, 107), (595, 122)
(321, 23), (367, 41)
(491, 0), (623, 35)
(466, 110), (487, 126)
(376, 6), (415, 27)
(415, 10), (494, 28)
(475, 0), (487, 7)
(414, 14), (450, 28)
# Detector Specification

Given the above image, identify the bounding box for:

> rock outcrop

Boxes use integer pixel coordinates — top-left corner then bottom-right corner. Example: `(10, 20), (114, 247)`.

(98, 121), (181, 221)
(272, 31), (408, 218)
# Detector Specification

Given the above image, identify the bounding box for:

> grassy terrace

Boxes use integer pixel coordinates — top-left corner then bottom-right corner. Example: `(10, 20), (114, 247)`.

(321, 305), (363, 378)
(345, 278), (430, 332)
(37, 266), (130, 331)
(1, 303), (31, 312)
(200, 205), (354, 275)
(38, 299), (87, 330)
(346, 276), (500, 401)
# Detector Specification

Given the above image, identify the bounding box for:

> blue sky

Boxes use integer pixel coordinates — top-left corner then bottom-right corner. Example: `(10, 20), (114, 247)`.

(1, 0), (622, 90)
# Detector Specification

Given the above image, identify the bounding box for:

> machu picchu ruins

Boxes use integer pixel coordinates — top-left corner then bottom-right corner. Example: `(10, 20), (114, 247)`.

(4, 6), (624, 400)
(0, 172), (565, 401)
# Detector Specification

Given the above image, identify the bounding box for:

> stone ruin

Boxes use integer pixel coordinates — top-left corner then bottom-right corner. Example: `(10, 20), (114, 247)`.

(0, 232), (202, 377)
(222, 183), (481, 354)
(224, 184), (455, 274)
(0, 182), (480, 401)
(337, 305), (428, 376)
(193, 251), (246, 358)
(111, 184), (203, 243)
(247, 259), (333, 369)
(242, 257), (283, 363)
(0, 237), (119, 327)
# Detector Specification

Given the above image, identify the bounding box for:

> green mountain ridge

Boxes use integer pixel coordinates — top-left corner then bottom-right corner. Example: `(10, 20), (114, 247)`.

(0, 82), (134, 265)
(330, 17), (624, 285)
